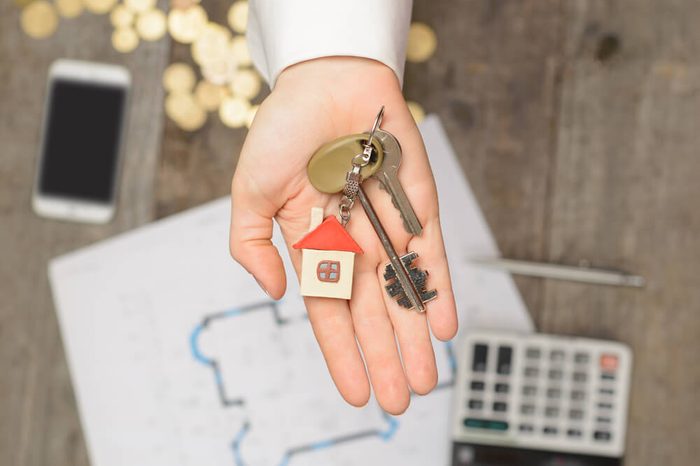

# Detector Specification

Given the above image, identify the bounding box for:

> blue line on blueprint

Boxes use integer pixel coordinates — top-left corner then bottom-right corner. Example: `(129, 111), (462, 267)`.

(231, 423), (250, 466)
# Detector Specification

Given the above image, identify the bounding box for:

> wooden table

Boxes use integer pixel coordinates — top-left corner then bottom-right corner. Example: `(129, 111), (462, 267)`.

(1, 1), (698, 465)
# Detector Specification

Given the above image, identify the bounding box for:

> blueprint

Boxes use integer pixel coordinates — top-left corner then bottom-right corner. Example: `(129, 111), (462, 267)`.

(49, 116), (533, 466)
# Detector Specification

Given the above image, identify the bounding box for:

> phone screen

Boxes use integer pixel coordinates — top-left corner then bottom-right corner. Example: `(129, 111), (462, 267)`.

(38, 79), (127, 203)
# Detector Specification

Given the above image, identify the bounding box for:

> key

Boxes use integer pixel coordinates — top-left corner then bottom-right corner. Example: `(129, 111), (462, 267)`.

(370, 130), (423, 236)
(307, 134), (384, 194)
(356, 185), (436, 311)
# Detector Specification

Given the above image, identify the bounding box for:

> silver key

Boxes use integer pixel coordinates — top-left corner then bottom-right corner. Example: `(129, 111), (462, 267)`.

(371, 130), (423, 236)
(357, 185), (436, 311)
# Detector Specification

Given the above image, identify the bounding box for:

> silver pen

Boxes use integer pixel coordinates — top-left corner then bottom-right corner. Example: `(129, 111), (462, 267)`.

(469, 258), (646, 288)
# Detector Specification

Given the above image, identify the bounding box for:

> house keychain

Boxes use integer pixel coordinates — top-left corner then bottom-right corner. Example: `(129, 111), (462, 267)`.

(293, 107), (437, 311)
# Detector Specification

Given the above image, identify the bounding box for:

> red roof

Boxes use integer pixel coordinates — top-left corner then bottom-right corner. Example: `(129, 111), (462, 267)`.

(292, 216), (363, 254)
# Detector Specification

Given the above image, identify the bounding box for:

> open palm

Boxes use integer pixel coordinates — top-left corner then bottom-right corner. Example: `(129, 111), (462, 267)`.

(230, 57), (457, 415)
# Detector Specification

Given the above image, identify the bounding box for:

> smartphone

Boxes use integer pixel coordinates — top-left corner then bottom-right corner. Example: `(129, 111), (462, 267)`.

(33, 60), (131, 223)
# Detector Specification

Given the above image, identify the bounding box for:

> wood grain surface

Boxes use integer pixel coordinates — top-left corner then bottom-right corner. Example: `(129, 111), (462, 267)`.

(1, 1), (698, 465)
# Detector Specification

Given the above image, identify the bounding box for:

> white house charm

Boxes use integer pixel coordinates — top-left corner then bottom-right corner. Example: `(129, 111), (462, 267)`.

(293, 208), (363, 300)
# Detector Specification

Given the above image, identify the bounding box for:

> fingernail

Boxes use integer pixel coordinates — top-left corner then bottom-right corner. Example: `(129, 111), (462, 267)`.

(254, 277), (271, 297)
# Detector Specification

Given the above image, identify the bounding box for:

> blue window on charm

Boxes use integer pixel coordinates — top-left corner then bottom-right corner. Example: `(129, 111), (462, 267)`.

(317, 260), (340, 282)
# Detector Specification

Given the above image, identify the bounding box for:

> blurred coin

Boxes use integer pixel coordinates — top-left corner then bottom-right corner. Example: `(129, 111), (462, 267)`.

(125, 0), (154, 13)
(227, 1), (248, 34)
(407, 101), (425, 123)
(162, 62), (196, 93)
(219, 96), (249, 128)
(192, 22), (231, 65)
(83, 0), (116, 14)
(170, 0), (198, 9)
(21, 1), (58, 39)
(407, 22), (437, 63)
(112, 27), (139, 52)
(56, 0), (84, 18)
(194, 80), (226, 112)
(229, 68), (260, 99)
(230, 35), (251, 66)
(110, 4), (133, 28)
(201, 55), (237, 85)
(166, 93), (206, 131)
(136, 8), (166, 41)
(168, 5), (207, 44)
(244, 104), (258, 128)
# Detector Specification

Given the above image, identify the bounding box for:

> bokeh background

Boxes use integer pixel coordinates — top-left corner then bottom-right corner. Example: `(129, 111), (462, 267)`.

(1, 1), (699, 465)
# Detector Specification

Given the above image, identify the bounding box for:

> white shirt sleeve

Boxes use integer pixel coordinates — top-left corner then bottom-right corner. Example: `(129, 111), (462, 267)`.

(247, 0), (413, 88)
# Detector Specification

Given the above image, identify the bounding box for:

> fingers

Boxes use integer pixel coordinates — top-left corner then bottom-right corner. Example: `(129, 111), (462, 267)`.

(349, 268), (410, 415)
(229, 169), (286, 299)
(407, 217), (458, 341)
(305, 296), (371, 407)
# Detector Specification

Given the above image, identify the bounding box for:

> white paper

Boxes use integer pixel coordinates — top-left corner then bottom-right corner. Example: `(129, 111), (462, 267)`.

(49, 115), (532, 466)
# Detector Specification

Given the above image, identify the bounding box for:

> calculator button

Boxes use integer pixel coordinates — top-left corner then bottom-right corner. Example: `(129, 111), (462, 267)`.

(597, 402), (613, 410)
(463, 418), (509, 431)
(546, 388), (561, 399)
(468, 399), (484, 410)
(550, 350), (565, 362)
(597, 417), (611, 424)
(524, 367), (539, 378)
(519, 424), (535, 433)
(574, 352), (590, 364)
(571, 390), (586, 401)
(520, 404), (535, 415)
(543, 426), (558, 435)
(548, 369), (563, 380)
(567, 428), (583, 438)
(472, 344), (489, 372)
(545, 406), (559, 418)
(494, 383), (509, 394)
(601, 373), (616, 381)
(573, 372), (588, 383)
(600, 354), (619, 371)
(522, 385), (537, 396)
(569, 409), (584, 420)
(493, 402), (508, 412)
(470, 381), (485, 391)
(599, 387), (615, 395)
(526, 347), (541, 359)
(594, 430), (612, 441)
(496, 346), (513, 374)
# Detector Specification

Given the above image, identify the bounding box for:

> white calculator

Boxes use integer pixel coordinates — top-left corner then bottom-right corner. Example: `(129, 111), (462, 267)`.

(451, 331), (632, 466)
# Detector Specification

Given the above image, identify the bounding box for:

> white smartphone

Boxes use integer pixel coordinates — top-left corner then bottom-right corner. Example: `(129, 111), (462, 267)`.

(33, 59), (131, 224)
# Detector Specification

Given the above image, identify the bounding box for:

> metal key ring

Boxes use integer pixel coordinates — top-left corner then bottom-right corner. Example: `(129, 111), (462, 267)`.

(365, 106), (385, 149)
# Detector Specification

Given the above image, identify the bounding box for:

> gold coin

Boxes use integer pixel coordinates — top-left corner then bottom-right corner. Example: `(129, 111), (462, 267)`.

(227, 1), (248, 34)
(244, 104), (258, 128)
(407, 101), (425, 123)
(229, 68), (260, 99)
(124, 0), (154, 13)
(136, 9), (166, 41)
(56, 0), (84, 18)
(162, 62), (196, 93)
(83, 0), (117, 14)
(167, 5), (207, 44)
(219, 96), (250, 128)
(110, 4), (133, 28)
(21, 1), (59, 39)
(112, 27), (139, 52)
(406, 22), (437, 63)
(230, 35), (251, 66)
(194, 80), (226, 112)
(201, 55), (237, 85)
(166, 93), (207, 131)
(192, 22), (231, 64)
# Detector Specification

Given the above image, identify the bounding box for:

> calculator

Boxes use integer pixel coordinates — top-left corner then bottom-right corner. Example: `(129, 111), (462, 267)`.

(451, 331), (632, 466)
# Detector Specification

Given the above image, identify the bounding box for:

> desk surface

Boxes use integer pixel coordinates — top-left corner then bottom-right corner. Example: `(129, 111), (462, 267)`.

(1, 1), (698, 465)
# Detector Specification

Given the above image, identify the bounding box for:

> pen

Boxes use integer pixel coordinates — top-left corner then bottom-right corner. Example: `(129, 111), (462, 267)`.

(469, 258), (646, 288)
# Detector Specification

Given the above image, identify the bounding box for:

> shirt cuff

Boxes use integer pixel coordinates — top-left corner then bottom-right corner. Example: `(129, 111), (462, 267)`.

(247, 0), (413, 88)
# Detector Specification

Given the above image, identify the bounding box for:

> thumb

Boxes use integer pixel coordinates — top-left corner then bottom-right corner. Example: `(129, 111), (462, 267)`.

(229, 174), (287, 300)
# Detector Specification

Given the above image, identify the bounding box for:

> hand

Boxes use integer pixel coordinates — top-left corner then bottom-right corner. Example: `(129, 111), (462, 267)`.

(229, 57), (457, 414)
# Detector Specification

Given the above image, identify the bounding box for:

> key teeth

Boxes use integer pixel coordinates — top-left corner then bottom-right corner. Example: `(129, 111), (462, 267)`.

(384, 252), (437, 311)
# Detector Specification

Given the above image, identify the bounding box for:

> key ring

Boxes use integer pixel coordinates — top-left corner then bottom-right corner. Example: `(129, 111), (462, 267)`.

(353, 106), (385, 167)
